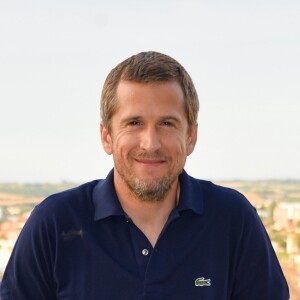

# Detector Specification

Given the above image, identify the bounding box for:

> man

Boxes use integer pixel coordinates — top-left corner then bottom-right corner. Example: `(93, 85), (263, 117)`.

(0, 51), (289, 299)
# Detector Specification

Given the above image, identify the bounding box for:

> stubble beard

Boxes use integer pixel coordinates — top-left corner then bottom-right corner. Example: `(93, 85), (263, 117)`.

(114, 154), (179, 202)
(127, 175), (176, 202)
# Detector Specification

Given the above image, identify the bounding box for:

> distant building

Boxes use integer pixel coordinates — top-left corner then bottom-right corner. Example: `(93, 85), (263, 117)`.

(286, 232), (300, 254)
(273, 202), (300, 254)
(273, 202), (300, 230)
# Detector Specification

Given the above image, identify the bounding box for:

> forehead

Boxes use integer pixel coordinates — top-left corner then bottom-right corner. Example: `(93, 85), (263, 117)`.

(116, 80), (185, 108)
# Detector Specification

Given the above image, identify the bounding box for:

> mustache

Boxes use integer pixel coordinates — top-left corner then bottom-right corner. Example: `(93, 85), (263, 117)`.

(134, 151), (168, 160)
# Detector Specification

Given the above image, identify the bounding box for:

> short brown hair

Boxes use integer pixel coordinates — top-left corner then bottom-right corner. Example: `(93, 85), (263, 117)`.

(101, 51), (199, 131)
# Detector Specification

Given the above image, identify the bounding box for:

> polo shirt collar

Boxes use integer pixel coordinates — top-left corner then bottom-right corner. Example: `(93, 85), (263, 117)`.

(93, 169), (124, 221)
(177, 170), (203, 215)
(92, 169), (203, 221)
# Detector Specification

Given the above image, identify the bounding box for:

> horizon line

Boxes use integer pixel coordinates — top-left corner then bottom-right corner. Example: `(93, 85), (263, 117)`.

(0, 178), (300, 185)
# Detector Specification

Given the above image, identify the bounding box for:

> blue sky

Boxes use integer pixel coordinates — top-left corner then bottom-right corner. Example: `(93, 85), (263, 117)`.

(0, 0), (299, 182)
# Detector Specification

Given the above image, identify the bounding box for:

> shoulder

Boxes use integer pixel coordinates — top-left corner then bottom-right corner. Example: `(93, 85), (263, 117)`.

(186, 174), (257, 220)
(36, 180), (99, 210)
(203, 180), (251, 206)
(27, 180), (101, 228)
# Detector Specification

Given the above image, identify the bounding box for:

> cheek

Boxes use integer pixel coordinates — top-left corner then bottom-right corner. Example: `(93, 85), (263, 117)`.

(112, 134), (137, 154)
(165, 137), (189, 157)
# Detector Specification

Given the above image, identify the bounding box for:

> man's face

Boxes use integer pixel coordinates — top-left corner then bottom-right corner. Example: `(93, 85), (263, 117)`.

(101, 80), (197, 202)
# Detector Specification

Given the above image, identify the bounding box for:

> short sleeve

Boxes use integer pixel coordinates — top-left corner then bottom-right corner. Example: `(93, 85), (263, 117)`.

(0, 206), (56, 300)
(231, 210), (289, 300)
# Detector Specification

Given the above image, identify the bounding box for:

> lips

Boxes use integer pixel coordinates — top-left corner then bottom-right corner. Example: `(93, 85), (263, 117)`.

(135, 158), (165, 164)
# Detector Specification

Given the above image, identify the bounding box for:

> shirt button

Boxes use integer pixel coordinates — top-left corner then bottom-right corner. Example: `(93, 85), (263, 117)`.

(142, 249), (149, 256)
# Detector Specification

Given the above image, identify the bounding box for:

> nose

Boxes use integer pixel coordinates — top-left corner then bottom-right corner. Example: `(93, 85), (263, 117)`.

(140, 126), (161, 151)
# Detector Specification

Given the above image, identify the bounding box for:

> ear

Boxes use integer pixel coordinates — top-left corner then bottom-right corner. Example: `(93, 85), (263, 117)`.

(100, 122), (113, 155)
(186, 122), (198, 156)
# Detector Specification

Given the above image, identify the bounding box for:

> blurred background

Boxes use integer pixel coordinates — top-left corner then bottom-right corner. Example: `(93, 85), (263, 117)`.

(0, 0), (299, 297)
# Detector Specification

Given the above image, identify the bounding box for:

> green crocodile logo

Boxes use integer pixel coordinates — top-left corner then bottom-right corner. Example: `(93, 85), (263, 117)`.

(195, 277), (211, 287)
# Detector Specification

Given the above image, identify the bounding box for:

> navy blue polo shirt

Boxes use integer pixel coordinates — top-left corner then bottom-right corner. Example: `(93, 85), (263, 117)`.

(0, 170), (289, 299)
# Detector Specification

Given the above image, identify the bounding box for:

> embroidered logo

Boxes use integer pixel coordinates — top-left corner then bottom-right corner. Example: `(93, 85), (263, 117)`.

(195, 277), (211, 287)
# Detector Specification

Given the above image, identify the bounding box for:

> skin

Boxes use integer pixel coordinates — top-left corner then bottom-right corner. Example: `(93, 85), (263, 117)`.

(101, 80), (197, 246)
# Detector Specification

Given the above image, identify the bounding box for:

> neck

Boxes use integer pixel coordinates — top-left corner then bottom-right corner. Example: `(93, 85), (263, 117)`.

(114, 174), (179, 247)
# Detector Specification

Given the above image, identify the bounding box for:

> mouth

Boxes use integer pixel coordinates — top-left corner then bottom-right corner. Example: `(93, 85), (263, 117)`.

(135, 158), (166, 165)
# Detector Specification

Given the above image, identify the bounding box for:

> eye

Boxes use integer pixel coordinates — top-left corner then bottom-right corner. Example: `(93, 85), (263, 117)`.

(128, 120), (142, 126)
(161, 121), (174, 127)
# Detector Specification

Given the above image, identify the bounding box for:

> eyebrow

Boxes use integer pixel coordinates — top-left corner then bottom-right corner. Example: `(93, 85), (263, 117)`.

(160, 115), (181, 122)
(120, 116), (141, 122)
(120, 115), (181, 124)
